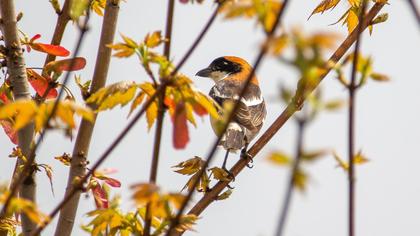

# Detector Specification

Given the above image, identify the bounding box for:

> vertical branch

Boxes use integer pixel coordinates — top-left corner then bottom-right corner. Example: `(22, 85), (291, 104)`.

(348, 2), (367, 236)
(43, 0), (72, 70)
(406, 0), (420, 28)
(144, 1), (174, 235)
(275, 119), (306, 236)
(53, 1), (121, 236)
(0, 1), (36, 235)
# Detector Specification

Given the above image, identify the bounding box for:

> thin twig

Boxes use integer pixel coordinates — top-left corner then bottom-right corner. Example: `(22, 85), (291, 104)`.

(180, 3), (385, 235)
(0, 7), (92, 221)
(407, 0), (420, 28)
(54, 1), (121, 236)
(29, 88), (162, 236)
(144, 0), (174, 235)
(275, 119), (305, 236)
(347, 1), (367, 236)
(165, 1), (291, 235)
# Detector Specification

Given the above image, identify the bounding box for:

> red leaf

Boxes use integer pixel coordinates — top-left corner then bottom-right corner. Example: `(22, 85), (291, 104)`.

(45, 57), (86, 73)
(192, 102), (208, 116)
(173, 102), (190, 149)
(30, 34), (41, 42)
(0, 92), (9, 104)
(0, 120), (18, 144)
(30, 43), (70, 57)
(92, 184), (109, 209)
(103, 177), (121, 188)
(27, 69), (58, 98)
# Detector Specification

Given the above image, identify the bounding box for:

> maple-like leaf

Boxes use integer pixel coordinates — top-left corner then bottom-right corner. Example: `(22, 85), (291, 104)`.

(309, 0), (341, 19)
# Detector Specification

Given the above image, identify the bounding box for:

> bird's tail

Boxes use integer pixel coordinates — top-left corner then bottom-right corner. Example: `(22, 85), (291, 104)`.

(220, 122), (245, 151)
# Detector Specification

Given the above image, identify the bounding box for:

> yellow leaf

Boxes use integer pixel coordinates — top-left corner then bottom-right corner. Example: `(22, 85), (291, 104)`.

(128, 91), (145, 116)
(347, 0), (360, 7)
(309, 0), (341, 19)
(172, 156), (204, 175)
(346, 9), (359, 33)
(184, 102), (197, 127)
(216, 189), (233, 200)
(267, 151), (291, 166)
(268, 34), (289, 55)
(194, 92), (219, 119)
(176, 214), (198, 232)
(209, 167), (231, 181)
(87, 81), (138, 111)
(146, 99), (158, 129)
(167, 193), (186, 209)
(131, 183), (160, 207)
(0, 99), (37, 131)
(144, 31), (164, 48)
(293, 168), (308, 192)
(370, 72), (390, 82)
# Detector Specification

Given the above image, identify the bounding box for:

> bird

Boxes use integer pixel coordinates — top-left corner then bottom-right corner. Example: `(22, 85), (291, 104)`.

(196, 56), (266, 177)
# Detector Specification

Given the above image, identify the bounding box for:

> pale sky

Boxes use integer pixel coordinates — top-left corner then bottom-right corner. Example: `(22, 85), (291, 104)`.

(1, 1), (420, 236)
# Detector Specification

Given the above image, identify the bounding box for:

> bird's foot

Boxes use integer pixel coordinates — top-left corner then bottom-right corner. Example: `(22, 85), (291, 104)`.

(240, 151), (254, 169)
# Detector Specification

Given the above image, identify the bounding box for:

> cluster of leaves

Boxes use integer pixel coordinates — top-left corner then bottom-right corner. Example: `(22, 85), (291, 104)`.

(83, 184), (197, 235)
(334, 52), (390, 88)
(0, 184), (49, 235)
(219, 0), (283, 33)
(0, 32), (87, 143)
(87, 169), (122, 209)
(87, 31), (219, 149)
(309, 0), (389, 34)
(172, 156), (233, 200)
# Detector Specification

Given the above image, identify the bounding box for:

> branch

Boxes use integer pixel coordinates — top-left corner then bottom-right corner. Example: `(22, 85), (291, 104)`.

(166, 0), (292, 235)
(144, 0), (174, 235)
(347, 1), (367, 236)
(53, 1), (121, 236)
(0, 5), (92, 226)
(181, 3), (385, 233)
(275, 119), (306, 236)
(0, 0), (35, 234)
(407, 0), (420, 28)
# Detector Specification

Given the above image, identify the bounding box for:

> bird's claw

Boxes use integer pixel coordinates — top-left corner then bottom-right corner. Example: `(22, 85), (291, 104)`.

(240, 151), (254, 169)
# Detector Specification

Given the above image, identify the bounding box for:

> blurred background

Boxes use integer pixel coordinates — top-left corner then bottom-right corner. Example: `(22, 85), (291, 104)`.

(1, 0), (419, 235)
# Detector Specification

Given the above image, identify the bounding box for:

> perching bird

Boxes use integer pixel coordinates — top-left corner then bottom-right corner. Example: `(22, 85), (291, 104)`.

(196, 56), (266, 174)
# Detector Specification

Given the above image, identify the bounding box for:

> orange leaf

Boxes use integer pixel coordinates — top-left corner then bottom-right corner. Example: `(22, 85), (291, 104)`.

(0, 91), (10, 104)
(191, 102), (208, 116)
(30, 43), (70, 57)
(0, 119), (18, 144)
(27, 69), (58, 99)
(173, 103), (189, 149)
(45, 57), (86, 73)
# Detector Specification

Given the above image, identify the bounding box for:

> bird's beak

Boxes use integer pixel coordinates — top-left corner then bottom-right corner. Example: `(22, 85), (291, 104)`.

(195, 67), (212, 77)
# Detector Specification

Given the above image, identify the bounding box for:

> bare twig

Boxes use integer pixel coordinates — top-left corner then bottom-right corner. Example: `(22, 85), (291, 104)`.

(407, 0), (420, 28)
(347, 1), (367, 236)
(0, 5), (92, 225)
(180, 3), (385, 235)
(275, 119), (306, 236)
(54, 1), (121, 236)
(166, 1), (292, 235)
(0, 0), (35, 234)
(144, 0), (174, 235)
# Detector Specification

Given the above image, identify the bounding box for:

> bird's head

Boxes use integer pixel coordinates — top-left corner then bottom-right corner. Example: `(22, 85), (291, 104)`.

(196, 56), (257, 84)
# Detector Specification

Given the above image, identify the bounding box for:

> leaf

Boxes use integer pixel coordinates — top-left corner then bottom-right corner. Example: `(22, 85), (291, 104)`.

(347, 0), (360, 7)
(28, 34), (69, 57)
(309, 0), (341, 19)
(268, 34), (289, 55)
(345, 8), (359, 33)
(45, 57), (86, 73)
(209, 167), (231, 181)
(92, 183), (109, 209)
(193, 92), (219, 119)
(176, 214), (198, 232)
(267, 151), (291, 166)
(128, 91), (145, 116)
(0, 120), (18, 144)
(102, 177), (121, 188)
(172, 156), (204, 175)
(70, 0), (89, 20)
(370, 72), (390, 82)
(293, 168), (308, 192)
(301, 150), (328, 162)
(173, 102), (190, 149)
(27, 69), (58, 99)
(86, 81), (138, 111)
(332, 151), (369, 171)
(8, 197), (49, 224)
(54, 153), (72, 166)
(146, 99), (158, 129)
(131, 183), (160, 207)
(0, 99), (37, 131)
(37, 164), (54, 196)
(144, 31), (165, 48)
(216, 189), (233, 200)
(323, 99), (345, 111)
